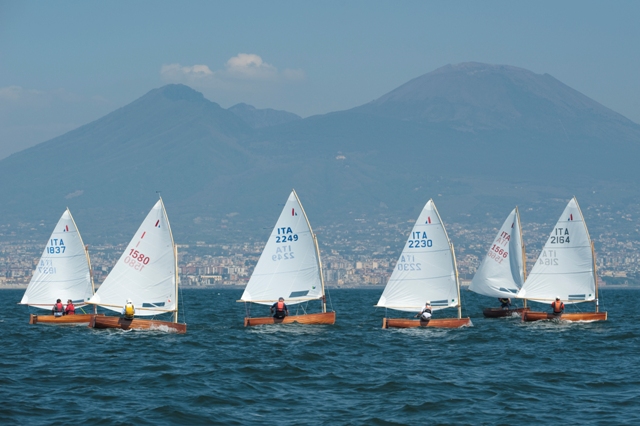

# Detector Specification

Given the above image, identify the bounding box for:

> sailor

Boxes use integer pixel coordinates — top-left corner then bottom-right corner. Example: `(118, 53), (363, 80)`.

(498, 298), (511, 310)
(551, 297), (564, 315)
(64, 299), (75, 315)
(51, 299), (64, 317)
(415, 301), (432, 321)
(270, 297), (289, 319)
(122, 299), (135, 319)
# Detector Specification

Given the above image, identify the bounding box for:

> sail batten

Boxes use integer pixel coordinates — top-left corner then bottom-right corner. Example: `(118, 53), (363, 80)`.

(377, 200), (459, 313)
(469, 208), (525, 298)
(20, 209), (93, 310)
(241, 190), (324, 306)
(90, 199), (177, 316)
(517, 197), (596, 304)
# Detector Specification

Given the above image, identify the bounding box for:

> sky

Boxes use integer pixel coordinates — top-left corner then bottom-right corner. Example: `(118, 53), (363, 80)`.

(1, 1), (639, 159)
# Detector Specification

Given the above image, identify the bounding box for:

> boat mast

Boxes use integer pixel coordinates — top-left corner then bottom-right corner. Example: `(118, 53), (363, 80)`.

(516, 206), (527, 309)
(451, 241), (462, 320)
(160, 196), (179, 324)
(69, 208), (97, 314)
(292, 189), (326, 313)
(592, 241), (599, 313)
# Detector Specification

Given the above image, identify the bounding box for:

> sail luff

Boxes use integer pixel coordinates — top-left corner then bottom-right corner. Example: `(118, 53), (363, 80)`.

(158, 198), (179, 324)
(69, 209), (97, 314)
(516, 207), (528, 308)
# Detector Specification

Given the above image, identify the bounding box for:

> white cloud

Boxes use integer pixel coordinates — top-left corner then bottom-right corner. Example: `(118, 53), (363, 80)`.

(160, 53), (305, 87)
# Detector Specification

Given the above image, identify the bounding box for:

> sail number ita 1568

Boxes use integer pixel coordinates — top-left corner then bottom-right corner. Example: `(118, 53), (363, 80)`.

(125, 249), (151, 270)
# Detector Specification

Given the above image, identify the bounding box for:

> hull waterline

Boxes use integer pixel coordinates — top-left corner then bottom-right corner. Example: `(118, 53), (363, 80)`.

(482, 307), (530, 318)
(522, 311), (607, 322)
(90, 315), (187, 333)
(29, 313), (102, 325)
(382, 317), (471, 329)
(244, 311), (336, 327)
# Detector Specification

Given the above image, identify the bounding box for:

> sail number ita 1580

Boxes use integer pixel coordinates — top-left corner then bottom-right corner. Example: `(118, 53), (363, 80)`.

(407, 231), (432, 248)
(125, 249), (151, 270)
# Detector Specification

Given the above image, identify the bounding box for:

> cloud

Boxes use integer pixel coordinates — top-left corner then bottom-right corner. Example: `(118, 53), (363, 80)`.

(160, 53), (305, 87)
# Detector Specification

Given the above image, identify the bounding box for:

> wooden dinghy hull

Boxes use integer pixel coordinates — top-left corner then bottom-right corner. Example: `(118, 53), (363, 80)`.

(29, 313), (102, 325)
(382, 317), (472, 329)
(244, 311), (336, 327)
(522, 311), (608, 322)
(482, 307), (530, 318)
(89, 316), (187, 333)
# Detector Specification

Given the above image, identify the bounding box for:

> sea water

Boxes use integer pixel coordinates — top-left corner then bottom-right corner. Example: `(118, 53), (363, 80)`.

(1, 288), (639, 425)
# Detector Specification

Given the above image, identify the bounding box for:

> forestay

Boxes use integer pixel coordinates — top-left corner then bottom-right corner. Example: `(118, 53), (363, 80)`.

(469, 208), (524, 298)
(376, 200), (459, 312)
(90, 199), (177, 316)
(241, 190), (323, 305)
(517, 197), (595, 304)
(20, 209), (93, 309)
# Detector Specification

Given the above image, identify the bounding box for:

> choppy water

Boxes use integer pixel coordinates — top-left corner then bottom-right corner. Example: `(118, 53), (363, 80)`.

(1, 288), (639, 425)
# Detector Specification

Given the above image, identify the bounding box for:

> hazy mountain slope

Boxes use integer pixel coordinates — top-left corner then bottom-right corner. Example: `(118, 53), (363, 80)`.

(228, 103), (301, 128)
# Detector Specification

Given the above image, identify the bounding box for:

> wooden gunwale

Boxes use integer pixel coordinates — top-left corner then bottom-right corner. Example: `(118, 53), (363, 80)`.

(522, 311), (607, 322)
(382, 317), (471, 329)
(244, 311), (336, 327)
(90, 315), (187, 333)
(30, 313), (103, 325)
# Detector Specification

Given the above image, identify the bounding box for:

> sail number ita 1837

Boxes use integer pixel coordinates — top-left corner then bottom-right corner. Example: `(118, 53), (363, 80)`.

(38, 259), (56, 274)
(47, 239), (66, 254)
(125, 249), (151, 270)
(407, 231), (432, 248)
(275, 227), (298, 243)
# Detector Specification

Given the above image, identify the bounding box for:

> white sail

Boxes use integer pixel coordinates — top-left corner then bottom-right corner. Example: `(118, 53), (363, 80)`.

(376, 200), (459, 312)
(517, 197), (595, 304)
(469, 208), (525, 298)
(241, 190), (323, 306)
(20, 209), (93, 310)
(90, 199), (177, 316)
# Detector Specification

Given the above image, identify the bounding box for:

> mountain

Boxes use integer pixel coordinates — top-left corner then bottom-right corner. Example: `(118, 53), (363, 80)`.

(228, 103), (301, 128)
(1, 63), (639, 243)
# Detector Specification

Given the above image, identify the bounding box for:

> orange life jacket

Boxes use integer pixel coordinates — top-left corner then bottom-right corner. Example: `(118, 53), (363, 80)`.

(55, 302), (63, 312)
(552, 300), (564, 313)
(276, 301), (285, 312)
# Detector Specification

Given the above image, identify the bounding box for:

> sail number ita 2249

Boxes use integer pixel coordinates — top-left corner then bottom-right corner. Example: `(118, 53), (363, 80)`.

(275, 227), (298, 243)
(272, 245), (294, 261)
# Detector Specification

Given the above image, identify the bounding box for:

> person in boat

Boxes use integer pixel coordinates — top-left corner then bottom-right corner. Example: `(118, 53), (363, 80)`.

(270, 297), (289, 319)
(51, 299), (64, 317)
(415, 301), (432, 321)
(498, 298), (511, 310)
(551, 297), (564, 315)
(122, 299), (135, 319)
(65, 299), (75, 315)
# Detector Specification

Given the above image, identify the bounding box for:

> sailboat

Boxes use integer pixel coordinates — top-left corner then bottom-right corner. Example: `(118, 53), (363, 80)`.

(469, 207), (530, 318)
(20, 209), (100, 325)
(517, 197), (607, 322)
(376, 199), (471, 328)
(87, 198), (186, 333)
(240, 190), (335, 327)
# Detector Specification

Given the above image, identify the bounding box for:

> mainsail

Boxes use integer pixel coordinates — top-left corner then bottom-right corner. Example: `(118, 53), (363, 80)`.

(376, 199), (459, 312)
(517, 197), (595, 304)
(90, 199), (177, 316)
(240, 190), (324, 306)
(20, 209), (93, 309)
(469, 208), (525, 298)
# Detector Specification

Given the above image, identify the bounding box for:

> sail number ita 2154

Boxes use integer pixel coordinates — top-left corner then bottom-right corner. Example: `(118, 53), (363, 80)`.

(125, 249), (151, 271)
(407, 231), (432, 248)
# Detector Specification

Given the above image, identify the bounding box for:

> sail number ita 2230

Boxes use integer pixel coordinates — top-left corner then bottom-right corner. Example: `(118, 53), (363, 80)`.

(125, 249), (151, 271)
(407, 231), (432, 248)
(396, 254), (421, 271)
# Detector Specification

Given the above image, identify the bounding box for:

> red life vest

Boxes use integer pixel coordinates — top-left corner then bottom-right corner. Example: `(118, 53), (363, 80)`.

(552, 300), (564, 313)
(65, 303), (75, 315)
(276, 301), (285, 312)
(55, 302), (63, 312)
